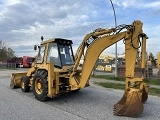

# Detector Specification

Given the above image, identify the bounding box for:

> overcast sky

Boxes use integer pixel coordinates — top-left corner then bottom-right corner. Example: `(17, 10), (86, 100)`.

(0, 0), (160, 57)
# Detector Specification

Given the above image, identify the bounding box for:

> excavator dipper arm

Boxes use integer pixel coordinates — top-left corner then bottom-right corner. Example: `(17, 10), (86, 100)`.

(70, 20), (149, 117)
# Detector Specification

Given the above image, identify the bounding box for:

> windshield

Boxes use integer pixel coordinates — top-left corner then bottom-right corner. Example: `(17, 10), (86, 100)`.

(27, 57), (34, 62)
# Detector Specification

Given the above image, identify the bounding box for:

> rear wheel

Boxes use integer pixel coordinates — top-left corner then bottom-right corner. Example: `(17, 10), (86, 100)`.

(21, 76), (30, 92)
(33, 70), (48, 101)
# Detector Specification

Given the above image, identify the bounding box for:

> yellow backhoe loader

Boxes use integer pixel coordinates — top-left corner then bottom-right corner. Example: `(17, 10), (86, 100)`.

(10, 20), (149, 117)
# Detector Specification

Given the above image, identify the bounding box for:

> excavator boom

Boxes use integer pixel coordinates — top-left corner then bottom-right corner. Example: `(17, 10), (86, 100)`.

(69, 20), (149, 117)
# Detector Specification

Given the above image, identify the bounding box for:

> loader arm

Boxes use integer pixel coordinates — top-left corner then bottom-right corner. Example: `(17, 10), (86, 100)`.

(69, 20), (149, 117)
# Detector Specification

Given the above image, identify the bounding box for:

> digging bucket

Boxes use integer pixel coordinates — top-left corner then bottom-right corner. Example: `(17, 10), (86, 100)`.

(113, 88), (143, 117)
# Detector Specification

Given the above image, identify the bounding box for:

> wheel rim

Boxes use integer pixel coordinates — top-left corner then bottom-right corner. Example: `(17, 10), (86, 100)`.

(35, 78), (43, 94)
(21, 80), (24, 89)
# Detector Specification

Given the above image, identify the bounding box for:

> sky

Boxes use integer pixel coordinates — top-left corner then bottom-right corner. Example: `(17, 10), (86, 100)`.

(0, 0), (160, 58)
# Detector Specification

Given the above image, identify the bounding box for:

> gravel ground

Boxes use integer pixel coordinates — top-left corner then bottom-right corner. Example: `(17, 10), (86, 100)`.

(0, 69), (160, 120)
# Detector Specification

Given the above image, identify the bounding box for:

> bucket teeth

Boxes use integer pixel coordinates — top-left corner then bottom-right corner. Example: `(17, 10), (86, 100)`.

(113, 104), (125, 115)
(113, 90), (143, 117)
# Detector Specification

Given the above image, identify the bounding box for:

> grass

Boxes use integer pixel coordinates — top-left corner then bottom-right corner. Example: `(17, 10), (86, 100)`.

(97, 82), (125, 90)
(149, 88), (160, 96)
(91, 75), (160, 85)
(145, 79), (160, 85)
(96, 82), (160, 96)
(91, 75), (125, 81)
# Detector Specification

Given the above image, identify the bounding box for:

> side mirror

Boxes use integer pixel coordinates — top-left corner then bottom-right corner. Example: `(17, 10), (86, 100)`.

(34, 45), (37, 51)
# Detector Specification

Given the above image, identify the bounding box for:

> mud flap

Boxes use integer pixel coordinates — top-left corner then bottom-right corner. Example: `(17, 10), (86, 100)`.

(113, 89), (143, 117)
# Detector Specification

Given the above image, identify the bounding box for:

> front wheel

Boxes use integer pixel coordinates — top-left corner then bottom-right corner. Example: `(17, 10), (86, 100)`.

(33, 70), (48, 101)
(21, 76), (30, 92)
(71, 89), (80, 92)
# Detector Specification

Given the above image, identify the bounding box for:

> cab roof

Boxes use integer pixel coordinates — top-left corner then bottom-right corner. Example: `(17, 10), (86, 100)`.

(41, 38), (73, 45)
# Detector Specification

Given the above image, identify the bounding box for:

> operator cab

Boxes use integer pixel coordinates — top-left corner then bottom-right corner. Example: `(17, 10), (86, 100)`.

(36, 38), (75, 68)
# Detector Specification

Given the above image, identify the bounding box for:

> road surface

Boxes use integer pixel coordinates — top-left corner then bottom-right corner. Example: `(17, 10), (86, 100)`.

(0, 69), (160, 120)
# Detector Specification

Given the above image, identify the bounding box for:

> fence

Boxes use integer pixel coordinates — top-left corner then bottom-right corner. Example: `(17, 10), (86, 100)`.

(1, 62), (160, 80)
(0, 63), (17, 69)
(117, 66), (160, 80)
(92, 64), (160, 80)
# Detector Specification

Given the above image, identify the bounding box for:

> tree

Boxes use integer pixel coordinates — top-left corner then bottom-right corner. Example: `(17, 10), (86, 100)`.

(7, 47), (15, 58)
(0, 40), (16, 61)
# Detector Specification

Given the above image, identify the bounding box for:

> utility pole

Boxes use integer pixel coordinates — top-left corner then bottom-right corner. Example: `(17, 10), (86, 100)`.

(109, 0), (118, 77)
(115, 43), (118, 77)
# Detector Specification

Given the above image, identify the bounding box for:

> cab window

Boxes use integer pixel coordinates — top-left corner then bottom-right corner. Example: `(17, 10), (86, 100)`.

(59, 45), (74, 66)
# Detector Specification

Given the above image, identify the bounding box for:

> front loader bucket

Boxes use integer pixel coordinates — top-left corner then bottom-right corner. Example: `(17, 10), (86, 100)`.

(113, 89), (143, 117)
(10, 72), (27, 89)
